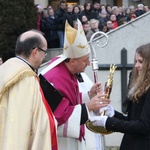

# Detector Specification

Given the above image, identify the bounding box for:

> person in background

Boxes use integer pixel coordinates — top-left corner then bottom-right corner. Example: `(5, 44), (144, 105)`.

(100, 4), (107, 12)
(80, 2), (95, 21)
(99, 24), (109, 33)
(86, 19), (100, 41)
(47, 4), (52, 10)
(118, 6), (126, 19)
(144, 5), (150, 12)
(47, 8), (59, 48)
(65, 4), (74, 27)
(0, 56), (3, 65)
(41, 19), (110, 150)
(128, 5), (135, 16)
(135, 3), (146, 17)
(129, 14), (137, 21)
(98, 10), (109, 26)
(106, 4), (112, 18)
(72, 5), (81, 21)
(90, 43), (150, 150)
(36, 4), (43, 30)
(91, 1), (101, 19)
(106, 20), (113, 31)
(40, 9), (49, 42)
(112, 7), (122, 22)
(109, 14), (118, 29)
(82, 21), (91, 35)
(55, 0), (66, 48)
(81, 15), (89, 24)
(118, 16), (127, 26)
(124, 7), (131, 21)
(0, 30), (58, 150)
(73, 20), (78, 29)
(80, 5), (84, 12)
(125, 5), (135, 21)
(40, 8), (59, 48)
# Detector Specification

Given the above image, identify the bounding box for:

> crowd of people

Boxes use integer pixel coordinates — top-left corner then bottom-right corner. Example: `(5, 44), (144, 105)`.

(0, 7), (150, 150)
(36, 2), (150, 48)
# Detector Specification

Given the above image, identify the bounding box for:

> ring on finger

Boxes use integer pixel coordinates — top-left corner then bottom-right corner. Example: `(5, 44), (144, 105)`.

(99, 101), (103, 104)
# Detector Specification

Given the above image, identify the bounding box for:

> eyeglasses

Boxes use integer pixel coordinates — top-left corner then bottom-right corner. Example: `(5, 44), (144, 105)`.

(38, 47), (48, 56)
(33, 47), (48, 56)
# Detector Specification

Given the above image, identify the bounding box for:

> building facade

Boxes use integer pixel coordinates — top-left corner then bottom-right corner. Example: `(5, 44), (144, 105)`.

(35, 0), (150, 10)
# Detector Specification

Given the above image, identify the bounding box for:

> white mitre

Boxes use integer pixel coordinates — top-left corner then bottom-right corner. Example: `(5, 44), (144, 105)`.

(63, 19), (90, 58)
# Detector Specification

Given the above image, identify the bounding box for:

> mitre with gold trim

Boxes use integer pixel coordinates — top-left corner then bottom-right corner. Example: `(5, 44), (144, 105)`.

(63, 19), (90, 58)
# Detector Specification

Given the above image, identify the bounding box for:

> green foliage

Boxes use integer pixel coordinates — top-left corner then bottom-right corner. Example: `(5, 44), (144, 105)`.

(0, 0), (38, 62)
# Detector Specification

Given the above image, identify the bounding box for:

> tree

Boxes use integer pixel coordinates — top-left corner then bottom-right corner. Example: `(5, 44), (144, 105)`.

(0, 0), (38, 62)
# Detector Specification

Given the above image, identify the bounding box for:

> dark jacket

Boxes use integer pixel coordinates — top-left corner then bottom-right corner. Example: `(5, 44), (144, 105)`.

(106, 87), (150, 150)
(64, 12), (74, 27)
(72, 12), (81, 21)
(135, 10), (146, 17)
(91, 8), (100, 19)
(79, 10), (95, 21)
(98, 16), (109, 26)
(40, 17), (59, 44)
(55, 8), (66, 31)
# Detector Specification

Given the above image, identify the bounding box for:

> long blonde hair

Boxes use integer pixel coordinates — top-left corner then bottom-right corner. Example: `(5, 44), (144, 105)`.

(129, 43), (150, 101)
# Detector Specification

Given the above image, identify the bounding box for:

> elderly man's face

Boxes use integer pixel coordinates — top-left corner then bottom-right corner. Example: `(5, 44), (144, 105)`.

(90, 20), (99, 30)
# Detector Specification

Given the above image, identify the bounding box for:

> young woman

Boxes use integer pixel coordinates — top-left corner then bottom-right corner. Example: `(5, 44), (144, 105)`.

(90, 43), (150, 150)
(79, 2), (95, 21)
(72, 5), (81, 21)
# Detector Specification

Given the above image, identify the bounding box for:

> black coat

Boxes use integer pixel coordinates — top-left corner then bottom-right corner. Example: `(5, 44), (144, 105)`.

(40, 17), (59, 48)
(135, 10), (146, 17)
(72, 12), (80, 21)
(106, 88), (150, 150)
(40, 17), (58, 41)
(64, 12), (74, 27)
(91, 8), (100, 19)
(79, 10), (95, 21)
(55, 8), (66, 31)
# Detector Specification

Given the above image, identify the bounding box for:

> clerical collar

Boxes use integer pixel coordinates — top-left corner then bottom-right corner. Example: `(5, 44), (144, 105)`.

(76, 73), (84, 82)
(16, 56), (36, 73)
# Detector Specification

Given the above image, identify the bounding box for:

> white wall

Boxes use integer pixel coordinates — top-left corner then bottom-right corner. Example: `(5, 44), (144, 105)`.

(34, 0), (48, 8)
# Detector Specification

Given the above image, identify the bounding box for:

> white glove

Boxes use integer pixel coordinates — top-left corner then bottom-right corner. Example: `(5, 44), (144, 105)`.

(89, 116), (108, 127)
(99, 105), (115, 117)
